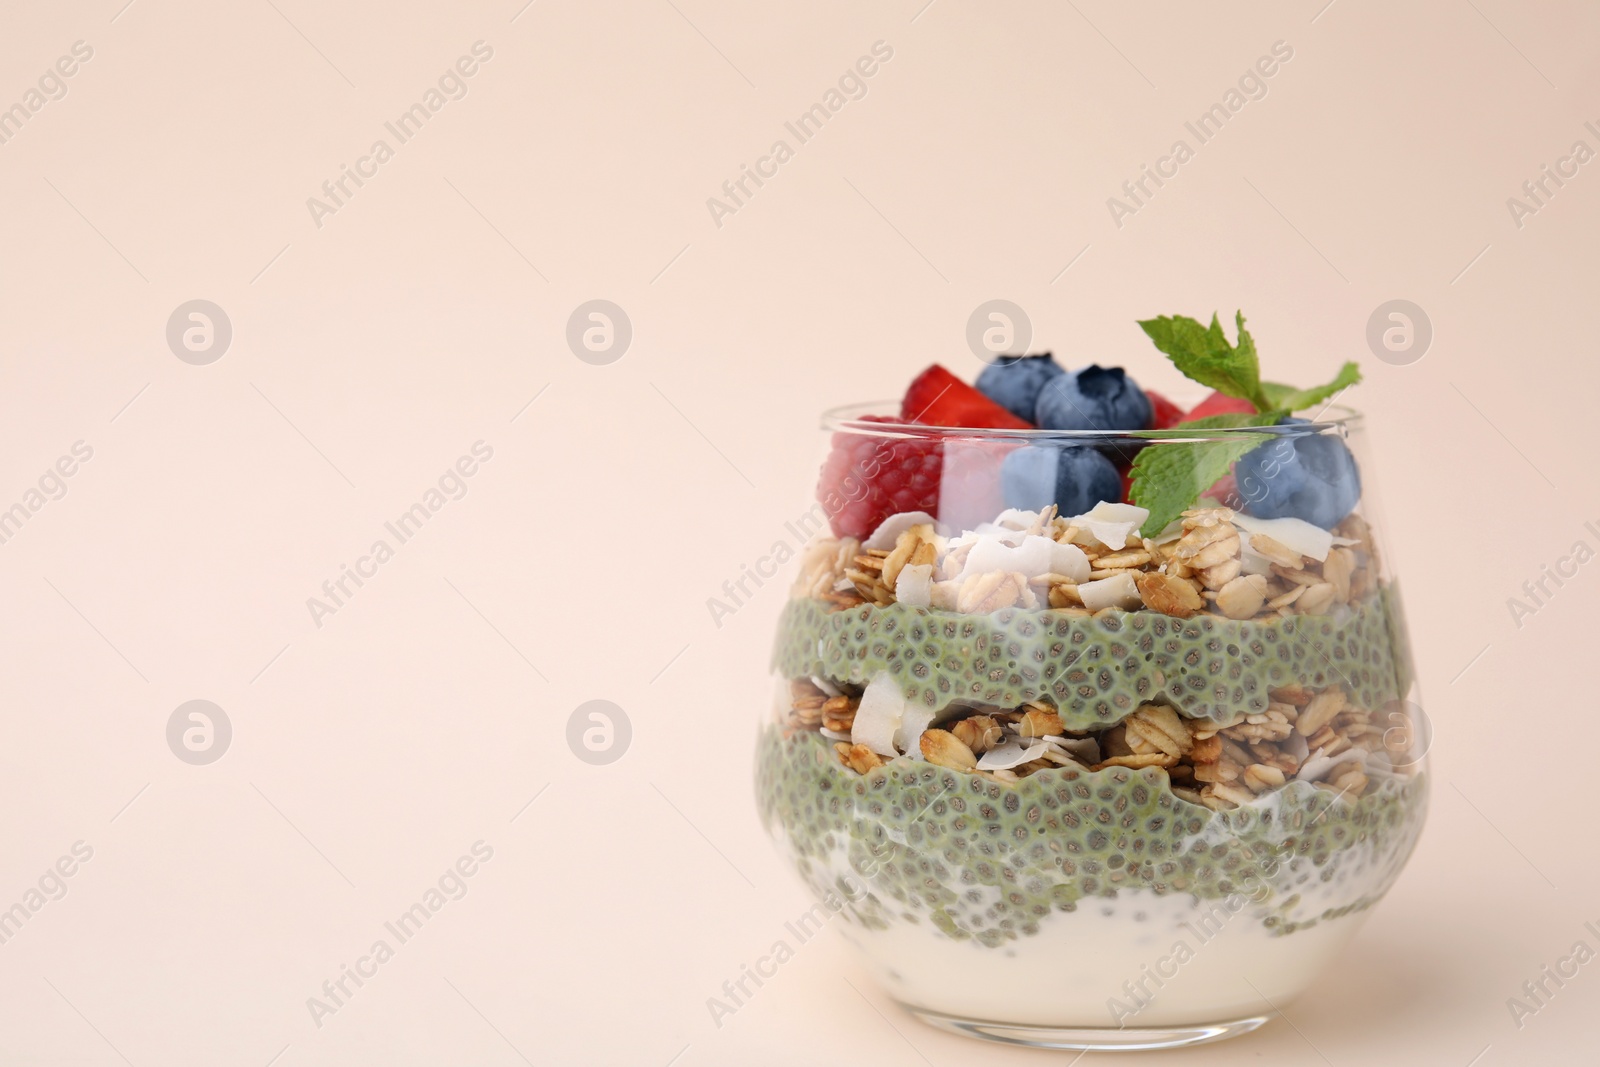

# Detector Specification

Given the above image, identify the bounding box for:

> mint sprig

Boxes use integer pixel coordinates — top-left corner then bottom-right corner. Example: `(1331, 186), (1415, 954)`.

(1127, 312), (1362, 535)
(1137, 312), (1268, 412)
(1127, 412), (1282, 536)
(1259, 361), (1362, 414)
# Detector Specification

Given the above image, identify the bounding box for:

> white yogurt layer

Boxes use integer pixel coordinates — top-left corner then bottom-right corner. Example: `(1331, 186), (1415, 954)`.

(839, 889), (1365, 1028)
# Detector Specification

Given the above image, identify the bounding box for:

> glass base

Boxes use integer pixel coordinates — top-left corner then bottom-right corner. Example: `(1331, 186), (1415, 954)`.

(903, 1005), (1275, 1051)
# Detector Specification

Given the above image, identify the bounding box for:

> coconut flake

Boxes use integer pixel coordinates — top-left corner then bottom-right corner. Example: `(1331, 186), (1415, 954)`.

(1230, 513), (1334, 562)
(895, 702), (937, 760)
(819, 727), (851, 742)
(1239, 539), (1275, 577)
(1048, 541), (1091, 583)
(976, 738), (1051, 770)
(1362, 747), (1397, 777)
(1045, 736), (1101, 765)
(963, 523), (1029, 547)
(1295, 748), (1338, 783)
(948, 530), (1086, 582)
(809, 675), (842, 698)
(992, 508), (1043, 531)
(1078, 572), (1142, 612)
(863, 511), (939, 551)
(1282, 731), (1309, 763)
(895, 563), (934, 608)
(961, 533), (1057, 580)
(1067, 502), (1150, 550)
(1147, 520), (1185, 546)
(1018, 535), (1064, 575)
(851, 672), (905, 757)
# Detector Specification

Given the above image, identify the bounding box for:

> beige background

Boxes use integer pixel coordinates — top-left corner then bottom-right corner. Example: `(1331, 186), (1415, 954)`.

(0, 0), (1596, 1064)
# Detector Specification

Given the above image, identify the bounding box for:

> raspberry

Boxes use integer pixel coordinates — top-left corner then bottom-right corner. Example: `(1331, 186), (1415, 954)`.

(817, 416), (942, 540)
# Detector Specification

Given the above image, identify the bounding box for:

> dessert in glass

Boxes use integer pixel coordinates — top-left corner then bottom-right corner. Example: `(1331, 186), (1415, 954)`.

(756, 314), (1428, 1051)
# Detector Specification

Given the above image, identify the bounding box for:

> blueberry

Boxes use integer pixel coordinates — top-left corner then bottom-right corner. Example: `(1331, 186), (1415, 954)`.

(1055, 447), (1125, 514)
(1000, 445), (1059, 511)
(1034, 365), (1153, 432)
(1236, 420), (1361, 529)
(1001, 445), (1123, 515)
(975, 353), (1064, 423)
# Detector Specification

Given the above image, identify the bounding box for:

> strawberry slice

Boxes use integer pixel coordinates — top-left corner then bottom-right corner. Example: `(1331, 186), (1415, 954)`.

(1145, 389), (1185, 430)
(1185, 390), (1257, 421)
(901, 365), (1033, 429)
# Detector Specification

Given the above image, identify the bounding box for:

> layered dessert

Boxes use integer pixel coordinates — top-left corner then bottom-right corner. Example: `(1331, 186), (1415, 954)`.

(756, 313), (1427, 1044)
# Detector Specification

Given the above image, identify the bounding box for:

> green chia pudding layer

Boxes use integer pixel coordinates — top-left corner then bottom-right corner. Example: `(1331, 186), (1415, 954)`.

(756, 726), (1427, 945)
(771, 583), (1409, 730)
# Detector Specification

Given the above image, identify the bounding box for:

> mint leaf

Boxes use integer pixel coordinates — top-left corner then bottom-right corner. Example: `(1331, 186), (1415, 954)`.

(1259, 361), (1362, 414)
(1137, 312), (1266, 410)
(1127, 411), (1284, 536)
(1232, 311), (1258, 385)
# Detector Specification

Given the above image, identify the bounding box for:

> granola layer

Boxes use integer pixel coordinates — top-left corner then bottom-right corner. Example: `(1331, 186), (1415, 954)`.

(795, 672), (1398, 810)
(796, 507), (1384, 621)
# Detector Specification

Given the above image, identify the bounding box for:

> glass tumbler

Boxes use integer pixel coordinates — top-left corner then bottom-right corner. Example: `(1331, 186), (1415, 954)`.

(755, 405), (1428, 1051)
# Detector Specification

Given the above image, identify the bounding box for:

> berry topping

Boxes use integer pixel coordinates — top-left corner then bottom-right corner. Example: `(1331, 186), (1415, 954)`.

(1034, 365), (1153, 432)
(1235, 419), (1361, 530)
(902, 365), (1033, 429)
(1184, 390), (1257, 421)
(974, 353), (1064, 423)
(1144, 389), (1185, 430)
(817, 416), (943, 540)
(1000, 444), (1123, 515)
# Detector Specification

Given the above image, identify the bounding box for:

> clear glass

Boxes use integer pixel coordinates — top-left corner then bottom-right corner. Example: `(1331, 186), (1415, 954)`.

(755, 403), (1428, 1051)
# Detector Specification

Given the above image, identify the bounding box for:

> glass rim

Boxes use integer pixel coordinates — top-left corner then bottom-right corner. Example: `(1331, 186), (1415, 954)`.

(820, 400), (1363, 440)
